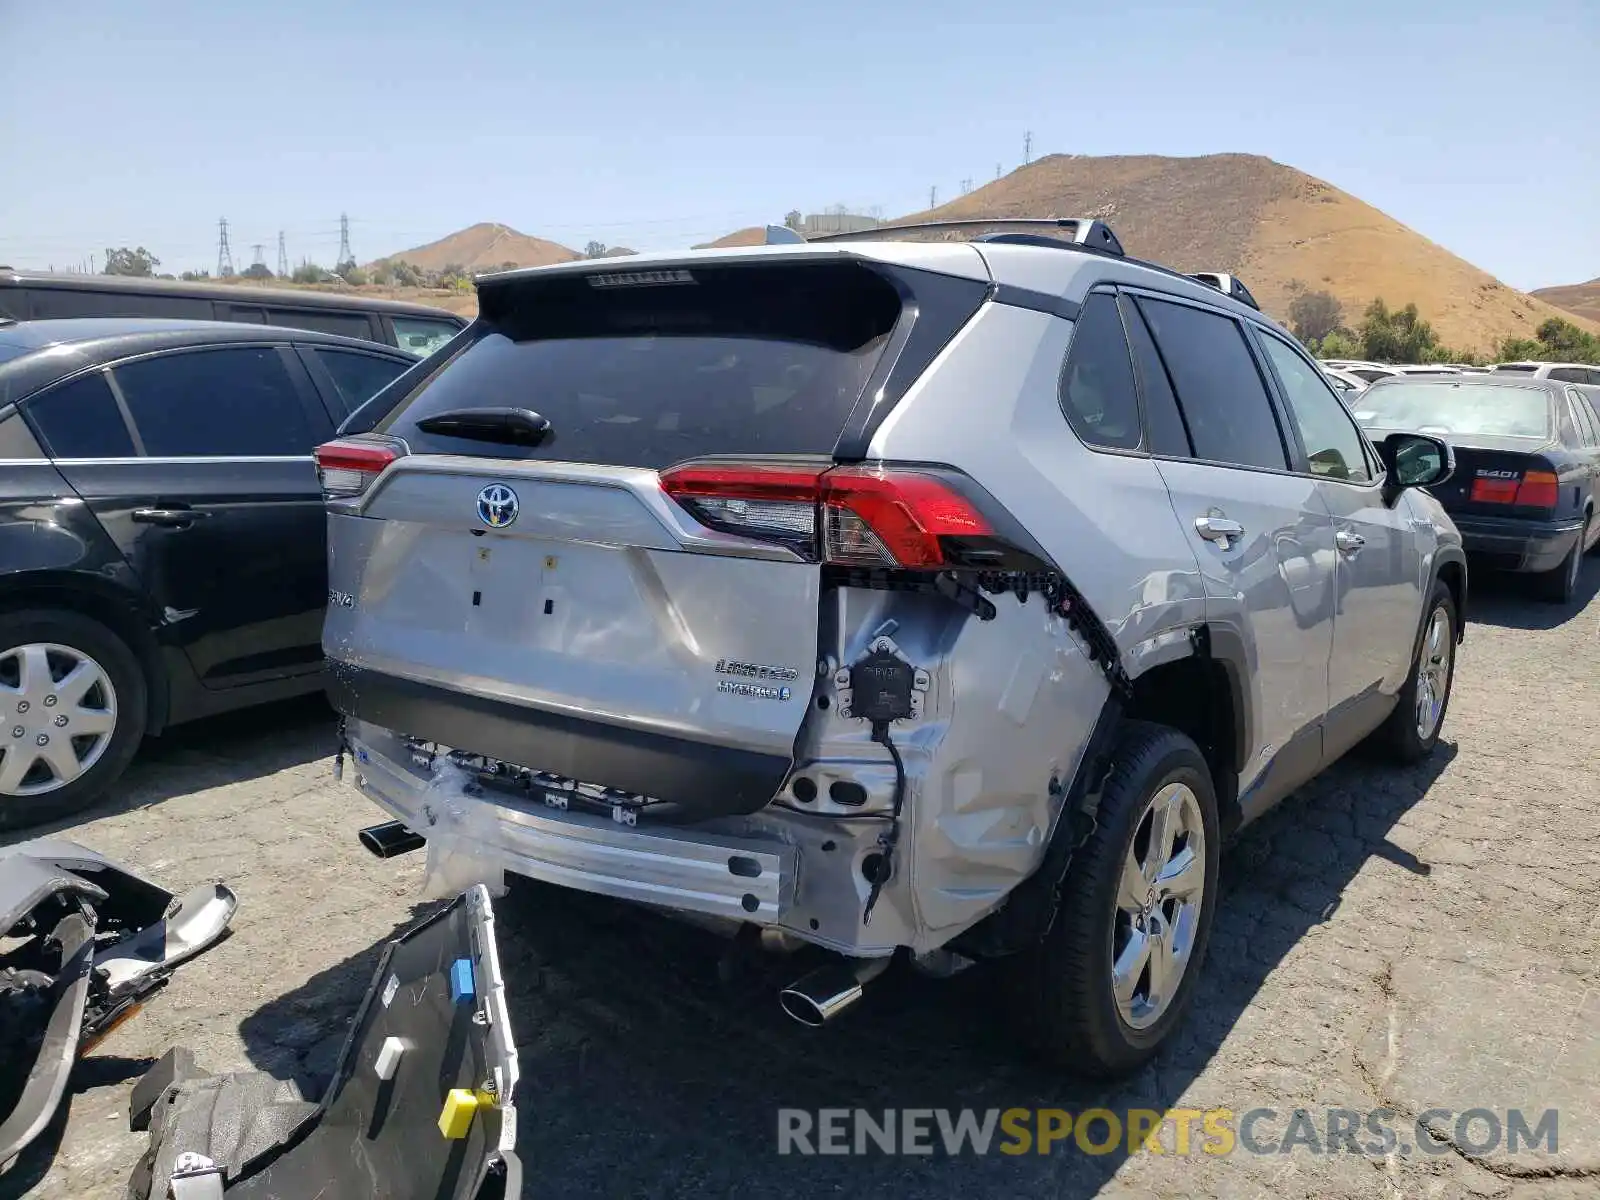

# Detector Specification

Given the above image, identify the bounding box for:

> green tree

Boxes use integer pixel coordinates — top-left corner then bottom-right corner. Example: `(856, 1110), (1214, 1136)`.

(388, 260), (422, 287)
(103, 246), (160, 277)
(178, 269), (210, 282)
(1495, 318), (1600, 364)
(291, 262), (327, 284)
(1311, 329), (1363, 360)
(338, 264), (369, 286)
(584, 241), (608, 258)
(1357, 299), (1441, 363)
(241, 262), (274, 280)
(1288, 290), (1343, 345)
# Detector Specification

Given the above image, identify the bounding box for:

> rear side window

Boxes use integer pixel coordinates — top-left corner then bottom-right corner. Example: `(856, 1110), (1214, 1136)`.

(0, 410), (46, 459)
(111, 347), (318, 457)
(25, 372), (137, 458)
(1136, 298), (1289, 471)
(385, 262), (902, 468)
(1548, 367), (1585, 384)
(310, 347), (408, 416)
(1564, 391), (1597, 447)
(264, 308), (376, 342)
(1058, 293), (1141, 450)
(1576, 392), (1600, 445)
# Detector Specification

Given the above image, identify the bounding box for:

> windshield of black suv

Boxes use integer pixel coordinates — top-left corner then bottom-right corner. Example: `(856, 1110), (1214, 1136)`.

(1352, 381), (1552, 439)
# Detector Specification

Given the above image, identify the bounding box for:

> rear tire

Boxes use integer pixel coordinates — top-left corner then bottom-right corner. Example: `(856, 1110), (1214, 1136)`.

(0, 609), (147, 832)
(1010, 720), (1220, 1078)
(1376, 580), (1456, 763)
(1534, 518), (1586, 605)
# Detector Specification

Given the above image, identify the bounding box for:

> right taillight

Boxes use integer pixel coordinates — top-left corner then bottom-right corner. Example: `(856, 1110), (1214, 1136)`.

(314, 437), (404, 500)
(660, 459), (1025, 570)
(1469, 468), (1558, 509)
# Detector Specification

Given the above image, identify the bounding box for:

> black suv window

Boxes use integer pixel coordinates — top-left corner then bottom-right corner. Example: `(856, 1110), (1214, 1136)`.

(1119, 295), (1192, 456)
(1058, 293), (1141, 450)
(309, 347), (408, 416)
(1257, 331), (1372, 482)
(264, 308), (376, 342)
(111, 347), (318, 457)
(1136, 298), (1289, 471)
(25, 372), (138, 459)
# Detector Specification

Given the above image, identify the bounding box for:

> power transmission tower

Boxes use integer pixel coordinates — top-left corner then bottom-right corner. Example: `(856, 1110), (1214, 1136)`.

(216, 218), (235, 277)
(996, 162), (1002, 180)
(960, 178), (972, 195)
(336, 213), (353, 267)
(929, 185), (938, 210)
(276, 231), (288, 278)
(250, 244), (267, 272)
(1023, 131), (1033, 164)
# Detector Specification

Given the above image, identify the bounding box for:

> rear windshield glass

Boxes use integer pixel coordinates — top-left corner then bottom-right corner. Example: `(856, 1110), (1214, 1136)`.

(382, 261), (902, 467)
(1491, 364), (1537, 373)
(1352, 382), (1552, 439)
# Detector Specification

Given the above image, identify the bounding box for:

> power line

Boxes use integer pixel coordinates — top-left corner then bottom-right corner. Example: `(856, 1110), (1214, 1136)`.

(216, 217), (235, 277)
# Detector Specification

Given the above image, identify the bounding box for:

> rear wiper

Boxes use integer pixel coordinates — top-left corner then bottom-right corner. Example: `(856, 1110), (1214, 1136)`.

(415, 406), (552, 446)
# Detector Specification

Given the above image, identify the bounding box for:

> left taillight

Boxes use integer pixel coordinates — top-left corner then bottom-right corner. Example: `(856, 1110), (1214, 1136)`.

(314, 437), (404, 500)
(660, 459), (1037, 571)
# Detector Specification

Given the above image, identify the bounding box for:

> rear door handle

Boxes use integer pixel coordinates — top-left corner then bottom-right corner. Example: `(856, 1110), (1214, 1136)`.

(1195, 516), (1245, 543)
(132, 507), (206, 528)
(1335, 530), (1366, 554)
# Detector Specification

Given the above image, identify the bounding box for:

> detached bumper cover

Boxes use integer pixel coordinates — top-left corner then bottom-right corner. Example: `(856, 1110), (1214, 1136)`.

(345, 720), (795, 923)
(0, 839), (236, 1168)
(127, 886), (521, 1199)
(1449, 513), (1583, 572)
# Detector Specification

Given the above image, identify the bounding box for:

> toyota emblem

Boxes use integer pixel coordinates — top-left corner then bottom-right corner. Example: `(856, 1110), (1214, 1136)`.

(476, 484), (519, 529)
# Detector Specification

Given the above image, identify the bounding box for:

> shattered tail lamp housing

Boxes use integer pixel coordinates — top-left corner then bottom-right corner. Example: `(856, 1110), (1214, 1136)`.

(659, 460), (1039, 570)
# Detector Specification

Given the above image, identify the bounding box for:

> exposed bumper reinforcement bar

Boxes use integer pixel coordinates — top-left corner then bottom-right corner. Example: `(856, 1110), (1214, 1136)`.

(346, 724), (795, 922)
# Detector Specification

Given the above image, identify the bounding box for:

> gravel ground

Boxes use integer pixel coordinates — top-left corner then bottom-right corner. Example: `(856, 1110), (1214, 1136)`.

(5, 562), (1599, 1200)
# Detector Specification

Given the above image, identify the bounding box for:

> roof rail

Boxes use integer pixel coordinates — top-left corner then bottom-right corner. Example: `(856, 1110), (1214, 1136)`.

(808, 217), (1125, 258)
(1187, 272), (1260, 311)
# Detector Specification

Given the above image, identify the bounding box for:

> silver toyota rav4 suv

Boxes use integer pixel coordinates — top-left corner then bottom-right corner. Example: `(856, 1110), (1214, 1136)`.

(316, 219), (1467, 1077)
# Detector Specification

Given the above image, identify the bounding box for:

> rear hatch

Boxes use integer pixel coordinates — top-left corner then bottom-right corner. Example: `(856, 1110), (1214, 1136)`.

(320, 254), (990, 819)
(1352, 379), (1560, 519)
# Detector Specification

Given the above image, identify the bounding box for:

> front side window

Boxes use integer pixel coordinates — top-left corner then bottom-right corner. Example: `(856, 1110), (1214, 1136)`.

(24, 372), (138, 458)
(1258, 333), (1372, 482)
(1058, 293), (1141, 451)
(1136, 297), (1289, 471)
(111, 347), (316, 457)
(392, 317), (462, 359)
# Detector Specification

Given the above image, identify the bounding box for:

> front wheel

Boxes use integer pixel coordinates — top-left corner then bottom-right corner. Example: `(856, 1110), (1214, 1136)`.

(1010, 721), (1220, 1078)
(0, 610), (147, 831)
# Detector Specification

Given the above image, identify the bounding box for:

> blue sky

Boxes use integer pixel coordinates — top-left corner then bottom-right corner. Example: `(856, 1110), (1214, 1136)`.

(1, 0), (1595, 289)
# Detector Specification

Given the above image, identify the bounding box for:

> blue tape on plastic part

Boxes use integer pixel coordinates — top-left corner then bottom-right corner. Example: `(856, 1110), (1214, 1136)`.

(449, 958), (475, 1004)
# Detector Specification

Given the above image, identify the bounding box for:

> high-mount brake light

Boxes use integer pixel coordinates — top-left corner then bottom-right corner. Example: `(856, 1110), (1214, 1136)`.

(659, 461), (993, 569)
(314, 438), (403, 500)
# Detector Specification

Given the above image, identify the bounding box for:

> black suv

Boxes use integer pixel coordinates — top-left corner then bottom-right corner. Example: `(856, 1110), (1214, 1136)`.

(0, 318), (421, 828)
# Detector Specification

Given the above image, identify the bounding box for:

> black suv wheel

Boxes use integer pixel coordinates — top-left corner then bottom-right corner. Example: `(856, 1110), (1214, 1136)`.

(0, 609), (147, 831)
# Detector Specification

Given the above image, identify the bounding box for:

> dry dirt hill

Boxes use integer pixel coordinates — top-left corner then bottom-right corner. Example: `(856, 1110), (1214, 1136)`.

(1530, 277), (1600, 325)
(373, 221), (580, 272)
(714, 154), (1591, 355)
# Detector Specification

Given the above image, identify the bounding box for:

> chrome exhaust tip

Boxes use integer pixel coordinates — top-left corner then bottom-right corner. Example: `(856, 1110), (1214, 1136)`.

(358, 821), (425, 859)
(778, 957), (890, 1027)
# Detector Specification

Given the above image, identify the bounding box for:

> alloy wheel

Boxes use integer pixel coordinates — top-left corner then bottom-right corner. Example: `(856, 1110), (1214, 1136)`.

(1111, 782), (1206, 1030)
(0, 643), (119, 796)
(1413, 607), (1453, 742)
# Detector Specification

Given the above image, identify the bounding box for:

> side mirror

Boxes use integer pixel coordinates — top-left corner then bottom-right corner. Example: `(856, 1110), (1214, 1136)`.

(1378, 432), (1454, 503)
